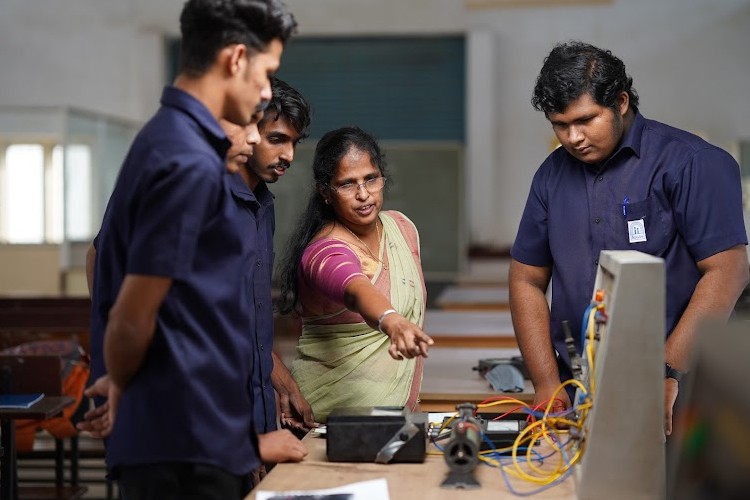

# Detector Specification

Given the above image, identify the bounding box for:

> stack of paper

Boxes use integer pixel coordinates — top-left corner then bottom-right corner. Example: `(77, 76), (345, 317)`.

(256, 478), (389, 500)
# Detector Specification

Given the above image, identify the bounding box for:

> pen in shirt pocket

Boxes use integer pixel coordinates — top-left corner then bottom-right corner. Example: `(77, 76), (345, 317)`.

(622, 196), (629, 217)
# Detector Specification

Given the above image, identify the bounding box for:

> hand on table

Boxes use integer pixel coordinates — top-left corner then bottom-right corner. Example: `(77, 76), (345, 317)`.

(259, 429), (308, 464)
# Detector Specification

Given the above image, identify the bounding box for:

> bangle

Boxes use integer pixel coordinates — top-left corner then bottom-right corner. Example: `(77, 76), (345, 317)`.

(377, 309), (398, 334)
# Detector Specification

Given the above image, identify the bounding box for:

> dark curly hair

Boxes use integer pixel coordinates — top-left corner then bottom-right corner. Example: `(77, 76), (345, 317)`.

(531, 41), (639, 115)
(261, 77), (311, 139)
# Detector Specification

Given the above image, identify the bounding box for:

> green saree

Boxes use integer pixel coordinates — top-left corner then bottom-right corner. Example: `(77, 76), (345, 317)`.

(291, 211), (425, 422)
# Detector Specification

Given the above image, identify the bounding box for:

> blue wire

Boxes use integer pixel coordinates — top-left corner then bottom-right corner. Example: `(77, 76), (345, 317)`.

(434, 417), (581, 496)
(495, 433), (576, 496)
(580, 303), (594, 347)
(520, 405), (578, 420)
(436, 429), (576, 496)
(479, 432), (544, 464)
(499, 462), (575, 496)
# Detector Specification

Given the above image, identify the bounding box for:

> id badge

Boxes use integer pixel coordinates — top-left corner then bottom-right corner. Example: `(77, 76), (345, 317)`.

(627, 218), (647, 243)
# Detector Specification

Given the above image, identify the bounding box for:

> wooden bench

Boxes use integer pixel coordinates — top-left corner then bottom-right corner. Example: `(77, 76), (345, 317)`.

(435, 285), (510, 311)
(0, 297), (92, 500)
(420, 347), (532, 412)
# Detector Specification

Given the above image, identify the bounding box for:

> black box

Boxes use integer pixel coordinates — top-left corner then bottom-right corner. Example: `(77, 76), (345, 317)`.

(326, 406), (427, 463)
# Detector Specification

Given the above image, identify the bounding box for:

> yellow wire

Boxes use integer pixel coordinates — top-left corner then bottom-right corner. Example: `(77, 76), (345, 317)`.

(500, 303), (606, 486)
(436, 302), (607, 489)
(477, 398), (532, 411)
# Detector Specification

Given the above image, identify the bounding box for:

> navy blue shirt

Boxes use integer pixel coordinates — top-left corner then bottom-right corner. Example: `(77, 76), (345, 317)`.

(227, 173), (277, 434)
(512, 110), (747, 381)
(90, 86), (261, 476)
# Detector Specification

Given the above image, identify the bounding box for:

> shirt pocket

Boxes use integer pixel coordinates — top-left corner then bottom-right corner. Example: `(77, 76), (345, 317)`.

(608, 196), (674, 256)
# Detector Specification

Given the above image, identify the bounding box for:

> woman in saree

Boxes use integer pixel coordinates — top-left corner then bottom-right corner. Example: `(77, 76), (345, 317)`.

(277, 126), (434, 422)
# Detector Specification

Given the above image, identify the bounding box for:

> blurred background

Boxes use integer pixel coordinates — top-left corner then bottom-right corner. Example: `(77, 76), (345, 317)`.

(1, 2), (749, 498)
(1, 0), (749, 294)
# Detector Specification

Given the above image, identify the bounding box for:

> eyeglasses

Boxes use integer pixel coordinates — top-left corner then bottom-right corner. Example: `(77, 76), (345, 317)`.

(327, 176), (386, 197)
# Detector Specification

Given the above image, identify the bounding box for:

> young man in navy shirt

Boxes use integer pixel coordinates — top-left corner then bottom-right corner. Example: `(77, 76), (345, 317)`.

(86, 1), (299, 498)
(225, 77), (316, 433)
(83, 85), (311, 460)
(218, 78), (314, 476)
(510, 41), (749, 436)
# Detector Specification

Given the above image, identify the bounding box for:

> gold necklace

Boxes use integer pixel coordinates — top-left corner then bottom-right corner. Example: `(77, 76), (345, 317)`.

(341, 220), (388, 270)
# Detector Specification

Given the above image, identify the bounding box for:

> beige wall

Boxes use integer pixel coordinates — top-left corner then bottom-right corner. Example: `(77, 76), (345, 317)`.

(0, 245), (60, 295)
(0, 244), (89, 296)
(1, 0), (748, 293)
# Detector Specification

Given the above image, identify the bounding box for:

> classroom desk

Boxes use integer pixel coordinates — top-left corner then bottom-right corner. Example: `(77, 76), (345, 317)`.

(423, 310), (516, 348)
(420, 347), (533, 412)
(435, 286), (510, 311)
(246, 432), (575, 500)
(0, 396), (78, 500)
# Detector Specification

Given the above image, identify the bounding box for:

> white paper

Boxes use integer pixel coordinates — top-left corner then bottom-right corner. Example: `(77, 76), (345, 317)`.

(427, 412), (456, 425)
(310, 424), (327, 436)
(486, 420), (520, 432)
(370, 408), (403, 416)
(255, 478), (389, 500)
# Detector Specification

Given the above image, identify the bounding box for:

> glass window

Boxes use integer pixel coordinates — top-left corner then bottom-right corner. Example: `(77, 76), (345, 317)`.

(61, 144), (92, 241)
(0, 142), (92, 243)
(3, 144), (45, 243)
(48, 145), (64, 243)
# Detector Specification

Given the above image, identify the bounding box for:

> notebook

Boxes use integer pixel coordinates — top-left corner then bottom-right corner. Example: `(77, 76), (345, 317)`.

(0, 393), (45, 409)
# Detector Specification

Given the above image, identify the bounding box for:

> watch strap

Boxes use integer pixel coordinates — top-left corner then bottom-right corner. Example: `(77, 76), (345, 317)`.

(665, 362), (685, 382)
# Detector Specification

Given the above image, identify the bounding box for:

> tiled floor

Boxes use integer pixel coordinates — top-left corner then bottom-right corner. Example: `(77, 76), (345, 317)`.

(17, 431), (117, 500)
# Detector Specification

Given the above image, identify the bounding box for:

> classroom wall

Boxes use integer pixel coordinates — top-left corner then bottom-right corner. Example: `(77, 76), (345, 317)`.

(1, 0), (748, 289)
(0, 245), (60, 295)
(465, 0), (750, 247)
(0, 1), (166, 124)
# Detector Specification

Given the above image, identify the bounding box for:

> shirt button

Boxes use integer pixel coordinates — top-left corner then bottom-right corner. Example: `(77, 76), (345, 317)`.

(256, 260), (261, 268)
(257, 302), (262, 308)
(597, 176), (603, 182)
(594, 259), (599, 265)
(259, 343), (264, 351)
(594, 217), (601, 223)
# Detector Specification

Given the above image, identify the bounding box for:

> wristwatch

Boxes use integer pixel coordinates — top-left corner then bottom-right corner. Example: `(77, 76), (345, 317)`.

(665, 362), (685, 382)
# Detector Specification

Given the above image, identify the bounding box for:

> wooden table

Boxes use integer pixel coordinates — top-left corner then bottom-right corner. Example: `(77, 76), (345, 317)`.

(423, 310), (517, 348)
(1, 396), (78, 500)
(420, 347), (533, 412)
(246, 432), (575, 499)
(435, 286), (510, 311)
(456, 259), (511, 286)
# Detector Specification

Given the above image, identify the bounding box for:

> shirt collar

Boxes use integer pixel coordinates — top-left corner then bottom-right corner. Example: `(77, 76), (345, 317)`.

(617, 107), (645, 159)
(579, 107), (645, 172)
(228, 172), (273, 209)
(160, 86), (230, 157)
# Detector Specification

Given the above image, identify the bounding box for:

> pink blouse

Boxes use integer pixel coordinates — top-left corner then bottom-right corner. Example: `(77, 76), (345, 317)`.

(297, 211), (422, 325)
